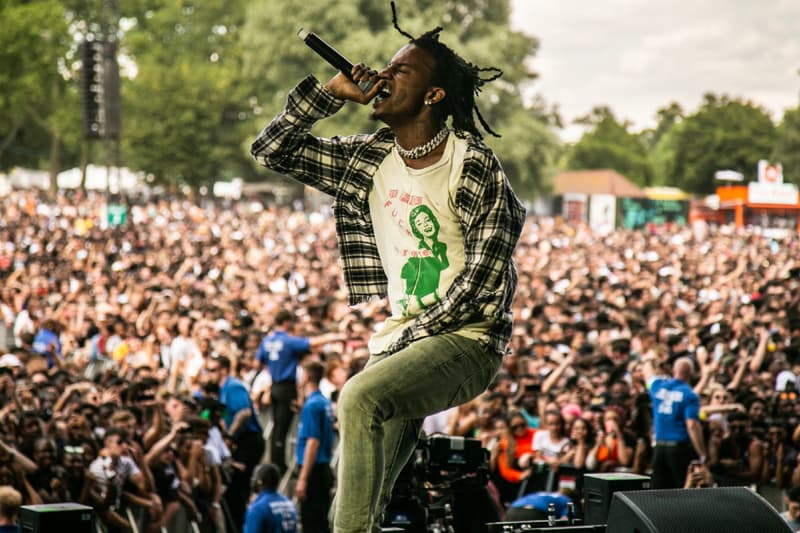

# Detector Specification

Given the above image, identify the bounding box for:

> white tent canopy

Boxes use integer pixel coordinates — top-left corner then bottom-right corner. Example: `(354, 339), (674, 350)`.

(57, 164), (146, 193)
(8, 168), (50, 190)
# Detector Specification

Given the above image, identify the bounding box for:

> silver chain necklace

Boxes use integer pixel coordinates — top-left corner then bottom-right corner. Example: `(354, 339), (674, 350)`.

(394, 128), (450, 159)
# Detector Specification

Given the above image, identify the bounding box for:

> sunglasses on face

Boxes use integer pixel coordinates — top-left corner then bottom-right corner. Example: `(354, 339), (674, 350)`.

(779, 392), (797, 401)
(510, 423), (527, 431)
(64, 446), (85, 455)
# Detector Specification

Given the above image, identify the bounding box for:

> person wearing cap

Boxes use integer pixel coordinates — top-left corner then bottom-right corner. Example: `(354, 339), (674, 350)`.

(643, 353), (706, 489)
(0, 354), (23, 374)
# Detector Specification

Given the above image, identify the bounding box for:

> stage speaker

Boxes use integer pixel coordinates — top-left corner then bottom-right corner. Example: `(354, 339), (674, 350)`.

(606, 487), (792, 533)
(20, 503), (93, 533)
(583, 472), (650, 525)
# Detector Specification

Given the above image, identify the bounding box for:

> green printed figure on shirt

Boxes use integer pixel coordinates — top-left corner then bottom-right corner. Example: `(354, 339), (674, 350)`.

(399, 205), (449, 316)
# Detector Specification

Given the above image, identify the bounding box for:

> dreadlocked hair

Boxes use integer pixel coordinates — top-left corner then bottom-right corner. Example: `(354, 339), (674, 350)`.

(390, 1), (502, 139)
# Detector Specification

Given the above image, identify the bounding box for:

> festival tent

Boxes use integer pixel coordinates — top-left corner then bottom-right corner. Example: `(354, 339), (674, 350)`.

(56, 165), (146, 192)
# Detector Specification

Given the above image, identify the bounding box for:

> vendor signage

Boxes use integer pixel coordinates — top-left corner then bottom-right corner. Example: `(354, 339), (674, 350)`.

(589, 194), (616, 234)
(757, 160), (783, 184)
(747, 182), (798, 205)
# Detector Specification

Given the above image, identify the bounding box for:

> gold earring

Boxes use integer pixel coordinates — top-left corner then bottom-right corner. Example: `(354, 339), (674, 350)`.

(425, 99), (432, 105)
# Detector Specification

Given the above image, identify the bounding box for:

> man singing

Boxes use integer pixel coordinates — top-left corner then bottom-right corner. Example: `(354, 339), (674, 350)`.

(251, 4), (525, 531)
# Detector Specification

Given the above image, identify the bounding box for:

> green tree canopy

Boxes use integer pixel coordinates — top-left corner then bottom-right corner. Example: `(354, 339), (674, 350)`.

(120, 0), (253, 188)
(0, 0), (78, 177)
(646, 102), (685, 186)
(240, 0), (561, 198)
(567, 106), (652, 186)
(773, 104), (800, 185)
(671, 94), (776, 194)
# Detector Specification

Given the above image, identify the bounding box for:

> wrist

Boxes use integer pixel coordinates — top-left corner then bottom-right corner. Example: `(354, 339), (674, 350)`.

(321, 82), (340, 100)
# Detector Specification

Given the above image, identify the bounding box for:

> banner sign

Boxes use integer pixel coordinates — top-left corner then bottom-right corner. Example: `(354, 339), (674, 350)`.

(747, 182), (798, 205)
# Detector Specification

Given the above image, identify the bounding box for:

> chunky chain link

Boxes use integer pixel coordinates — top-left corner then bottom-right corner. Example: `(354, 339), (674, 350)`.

(394, 128), (450, 159)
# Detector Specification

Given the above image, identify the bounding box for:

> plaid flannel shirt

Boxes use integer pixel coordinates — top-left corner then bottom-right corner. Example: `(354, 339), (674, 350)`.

(251, 75), (526, 357)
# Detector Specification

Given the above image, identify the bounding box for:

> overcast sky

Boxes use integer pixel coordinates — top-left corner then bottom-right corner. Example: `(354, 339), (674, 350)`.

(510, 0), (800, 141)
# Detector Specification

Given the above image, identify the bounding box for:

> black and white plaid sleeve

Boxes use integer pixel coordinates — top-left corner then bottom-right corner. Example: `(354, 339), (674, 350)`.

(250, 75), (359, 197)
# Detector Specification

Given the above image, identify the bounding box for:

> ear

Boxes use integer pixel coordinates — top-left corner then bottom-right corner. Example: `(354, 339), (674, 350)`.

(425, 87), (446, 105)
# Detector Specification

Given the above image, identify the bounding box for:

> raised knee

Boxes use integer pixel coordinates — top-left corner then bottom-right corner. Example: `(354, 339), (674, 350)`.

(338, 373), (388, 427)
(337, 376), (364, 416)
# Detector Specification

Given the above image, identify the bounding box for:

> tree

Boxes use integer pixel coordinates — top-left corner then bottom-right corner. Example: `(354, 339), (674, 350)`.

(671, 94), (776, 194)
(2, 0), (561, 195)
(0, 0), (80, 184)
(646, 102), (685, 186)
(567, 106), (653, 186)
(239, 0), (561, 198)
(649, 121), (683, 187)
(773, 104), (800, 185)
(640, 101), (684, 150)
(120, 0), (253, 189)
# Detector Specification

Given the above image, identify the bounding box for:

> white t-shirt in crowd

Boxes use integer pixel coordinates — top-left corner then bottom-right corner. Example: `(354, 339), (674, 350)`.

(204, 425), (232, 466)
(89, 455), (141, 506)
(423, 407), (457, 436)
(532, 430), (570, 459)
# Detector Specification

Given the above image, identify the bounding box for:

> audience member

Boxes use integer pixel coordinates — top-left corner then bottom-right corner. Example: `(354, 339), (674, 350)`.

(244, 463), (298, 533)
(0, 190), (798, 528)
(0, 486), (21, 533)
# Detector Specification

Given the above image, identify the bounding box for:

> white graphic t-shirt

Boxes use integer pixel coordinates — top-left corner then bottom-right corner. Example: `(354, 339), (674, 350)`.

(367, 133), (489, 354)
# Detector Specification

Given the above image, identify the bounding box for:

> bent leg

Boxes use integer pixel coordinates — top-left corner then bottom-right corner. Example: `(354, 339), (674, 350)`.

(333, 334), (500, 533)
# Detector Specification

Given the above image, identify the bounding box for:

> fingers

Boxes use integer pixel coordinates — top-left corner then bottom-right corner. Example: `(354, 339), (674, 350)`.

(325, 63), (384, 103)
(351, 63), (376, 82)
(350, 63), (385, 103)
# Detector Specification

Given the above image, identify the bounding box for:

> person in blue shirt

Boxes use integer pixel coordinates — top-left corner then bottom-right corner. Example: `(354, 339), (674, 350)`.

(32, 319), (62, 368)
(257, 309), (343, 475)
(506, 490), (573, 522)
(244, 463), (298, 533)
(204, 355), (265, 533)
(643, 354), (707, 489)
(295, 359), (336, 533)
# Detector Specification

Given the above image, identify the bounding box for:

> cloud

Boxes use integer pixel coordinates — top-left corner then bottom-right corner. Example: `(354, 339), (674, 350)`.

(511, 0), (800, 137)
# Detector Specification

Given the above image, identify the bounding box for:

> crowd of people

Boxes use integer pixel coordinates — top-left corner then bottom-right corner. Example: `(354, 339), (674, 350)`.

(0, 189), (799, 532)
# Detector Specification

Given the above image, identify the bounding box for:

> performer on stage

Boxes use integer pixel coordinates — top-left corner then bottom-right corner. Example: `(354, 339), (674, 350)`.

(251, 4), (525, 531)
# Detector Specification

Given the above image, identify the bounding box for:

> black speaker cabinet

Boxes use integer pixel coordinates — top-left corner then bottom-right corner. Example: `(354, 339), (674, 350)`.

(583, 472), (651, 525)
(607, 487), (792, 533)
(20, 503), (93, 533)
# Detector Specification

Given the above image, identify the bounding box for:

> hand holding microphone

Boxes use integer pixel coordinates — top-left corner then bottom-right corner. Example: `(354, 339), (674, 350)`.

(297, 29), (384, 103)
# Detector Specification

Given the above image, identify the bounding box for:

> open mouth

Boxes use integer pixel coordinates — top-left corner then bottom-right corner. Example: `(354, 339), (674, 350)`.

(374, 87), (392, 103)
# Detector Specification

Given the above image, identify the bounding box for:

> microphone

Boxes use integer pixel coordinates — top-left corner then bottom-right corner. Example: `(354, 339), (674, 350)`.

(297, 28), (376, 93)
